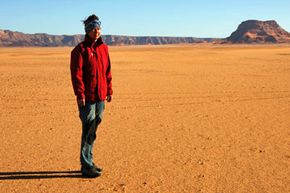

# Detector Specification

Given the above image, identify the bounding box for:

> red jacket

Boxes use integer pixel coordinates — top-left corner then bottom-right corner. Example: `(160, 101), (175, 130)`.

(70, 36), (113, 102)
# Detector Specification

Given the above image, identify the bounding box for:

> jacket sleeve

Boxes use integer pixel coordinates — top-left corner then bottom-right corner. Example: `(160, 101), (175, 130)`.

(70, 47), (85, 100)
(106, 54), (113, 96)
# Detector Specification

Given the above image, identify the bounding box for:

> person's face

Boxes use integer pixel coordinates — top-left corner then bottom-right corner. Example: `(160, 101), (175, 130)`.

(88, 27), (101, 41)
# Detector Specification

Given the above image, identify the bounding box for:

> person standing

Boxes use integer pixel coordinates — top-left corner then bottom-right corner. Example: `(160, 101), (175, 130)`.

(70, 14), (113, 178)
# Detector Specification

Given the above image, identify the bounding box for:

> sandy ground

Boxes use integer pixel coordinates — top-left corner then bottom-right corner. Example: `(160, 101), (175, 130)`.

(0, 44), (289, 193)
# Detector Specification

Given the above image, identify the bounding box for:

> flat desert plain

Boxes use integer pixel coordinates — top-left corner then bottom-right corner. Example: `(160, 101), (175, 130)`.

(0, 45), (289, 193)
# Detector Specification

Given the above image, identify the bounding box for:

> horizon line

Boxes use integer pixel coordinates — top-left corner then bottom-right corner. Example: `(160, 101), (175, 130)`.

(0, 28), (225, 39)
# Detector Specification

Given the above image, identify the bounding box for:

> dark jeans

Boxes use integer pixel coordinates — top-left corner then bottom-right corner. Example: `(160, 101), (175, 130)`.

(78, 100), (105, 167)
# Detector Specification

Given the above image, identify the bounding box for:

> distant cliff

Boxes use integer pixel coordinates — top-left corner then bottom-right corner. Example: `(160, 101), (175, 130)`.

(226, 20), (290, 43)
(2, 20), (290, 46)
(0, 30), (216, 47)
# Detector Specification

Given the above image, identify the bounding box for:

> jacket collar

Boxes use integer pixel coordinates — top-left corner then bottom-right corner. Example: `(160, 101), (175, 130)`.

(84, 35), (103, 47)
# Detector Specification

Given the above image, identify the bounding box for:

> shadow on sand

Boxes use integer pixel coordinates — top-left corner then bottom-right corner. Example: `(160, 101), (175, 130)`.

(0, 170), (84, 180)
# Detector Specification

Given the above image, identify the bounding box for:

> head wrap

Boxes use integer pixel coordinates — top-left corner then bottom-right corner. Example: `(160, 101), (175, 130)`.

(85, 19), (101, 34)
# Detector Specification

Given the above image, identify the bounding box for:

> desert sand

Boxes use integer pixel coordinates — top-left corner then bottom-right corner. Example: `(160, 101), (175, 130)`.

(0, 44), (289, 193)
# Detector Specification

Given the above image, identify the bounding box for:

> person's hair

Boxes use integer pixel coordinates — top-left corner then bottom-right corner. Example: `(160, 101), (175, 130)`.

(83, 14), (99, 26)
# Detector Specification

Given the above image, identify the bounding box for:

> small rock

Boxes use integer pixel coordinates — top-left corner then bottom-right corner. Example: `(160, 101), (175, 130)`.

(197, 160), (204, 165)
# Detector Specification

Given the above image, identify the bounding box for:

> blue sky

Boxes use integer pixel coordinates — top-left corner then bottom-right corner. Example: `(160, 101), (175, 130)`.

(0, 0), (289, 38)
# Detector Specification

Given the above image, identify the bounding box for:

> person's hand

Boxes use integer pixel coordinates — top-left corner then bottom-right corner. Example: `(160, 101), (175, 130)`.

(77, 98), (85, 107)
(106, 95), (112, 102)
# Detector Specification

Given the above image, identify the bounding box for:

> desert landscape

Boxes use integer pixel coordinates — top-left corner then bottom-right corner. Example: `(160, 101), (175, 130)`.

(0, 44), (289, 193)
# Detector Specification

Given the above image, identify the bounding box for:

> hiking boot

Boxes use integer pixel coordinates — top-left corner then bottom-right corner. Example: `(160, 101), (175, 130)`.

(81, 165), (101, 178)
(92, 163), (102, 173)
